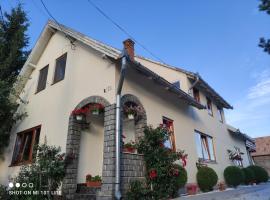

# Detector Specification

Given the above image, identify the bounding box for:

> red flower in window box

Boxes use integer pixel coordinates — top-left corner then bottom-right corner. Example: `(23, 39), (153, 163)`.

(149, 169), (158, 180)
(123, 141), (136, 153)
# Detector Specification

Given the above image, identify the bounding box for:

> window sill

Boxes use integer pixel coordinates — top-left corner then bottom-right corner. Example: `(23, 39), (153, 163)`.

(34, 89), (45, 95)
(199, 159), (217, 164)
(9, 160), (32, 167)
(51, 78), (64, 86)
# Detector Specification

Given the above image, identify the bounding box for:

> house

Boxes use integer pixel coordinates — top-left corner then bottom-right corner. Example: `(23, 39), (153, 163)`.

(0, 20), (255, 199)
(252, 136), (270, 175)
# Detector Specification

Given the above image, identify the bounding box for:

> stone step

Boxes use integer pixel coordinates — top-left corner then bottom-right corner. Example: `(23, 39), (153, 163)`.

(74, 193), (97, 200)
(76, 184), (101, 194)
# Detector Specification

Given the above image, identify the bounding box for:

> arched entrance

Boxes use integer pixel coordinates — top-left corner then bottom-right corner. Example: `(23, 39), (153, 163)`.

(62, 96), (110, 199)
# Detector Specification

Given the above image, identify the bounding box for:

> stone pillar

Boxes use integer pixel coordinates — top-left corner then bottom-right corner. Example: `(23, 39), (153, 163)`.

(97, 104), (116, 200)
(62, 115), (81, 200)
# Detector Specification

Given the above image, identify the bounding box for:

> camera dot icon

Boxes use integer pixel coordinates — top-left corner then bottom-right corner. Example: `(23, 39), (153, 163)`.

(8, 182), (14, 188)
(15, 183), (20, 188)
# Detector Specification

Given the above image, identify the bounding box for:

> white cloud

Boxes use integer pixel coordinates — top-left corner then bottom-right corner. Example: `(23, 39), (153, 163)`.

(226, 69), (270, 137)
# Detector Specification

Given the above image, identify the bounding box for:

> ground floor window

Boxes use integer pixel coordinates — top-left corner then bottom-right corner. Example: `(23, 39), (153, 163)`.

(11, 125), (41, 166)
(195, 130), (215, 161)
(162, 117), (176, 151)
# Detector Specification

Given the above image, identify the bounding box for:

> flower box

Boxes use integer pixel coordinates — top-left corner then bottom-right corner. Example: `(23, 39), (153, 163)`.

(85, 174), (102, 187)
(186, 184), (197, 195)
(123, 147), (136, 153)
(76, 114), (84, 121)
(86, 181), (101, 187)
(128, 114), (134, 119)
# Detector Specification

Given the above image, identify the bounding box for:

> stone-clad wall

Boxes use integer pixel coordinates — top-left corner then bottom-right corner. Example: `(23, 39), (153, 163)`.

(97, 104), (117, 200)
(121, 153), (146, 196)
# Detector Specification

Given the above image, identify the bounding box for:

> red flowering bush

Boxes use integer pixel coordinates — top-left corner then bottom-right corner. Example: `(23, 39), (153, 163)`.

(127, 126), (188, 199)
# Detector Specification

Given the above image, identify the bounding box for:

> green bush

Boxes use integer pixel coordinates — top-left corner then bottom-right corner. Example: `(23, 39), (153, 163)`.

(224, 166), (244, 187)
(247, 165), (269, 183)
(196, 167), (218, 192)
(126, 180), (152, 200)
(0, 185), (9, 200)
(175, 165), (188, 188)
(242, 167), (255, 185)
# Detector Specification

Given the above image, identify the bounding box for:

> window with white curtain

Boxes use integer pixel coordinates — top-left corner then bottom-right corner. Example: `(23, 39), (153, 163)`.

(195, 131), (216, 161)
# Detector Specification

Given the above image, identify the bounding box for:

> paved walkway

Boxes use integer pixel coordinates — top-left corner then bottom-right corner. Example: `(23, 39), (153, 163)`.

(175, 182), (270, 200)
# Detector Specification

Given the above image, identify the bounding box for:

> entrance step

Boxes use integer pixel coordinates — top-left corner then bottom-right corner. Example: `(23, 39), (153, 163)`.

(74, 193), (97, 200)
(75, 184), (101, 200)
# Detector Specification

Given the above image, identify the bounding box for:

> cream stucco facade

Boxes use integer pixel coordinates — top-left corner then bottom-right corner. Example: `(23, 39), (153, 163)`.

(0, 21), (253, 194)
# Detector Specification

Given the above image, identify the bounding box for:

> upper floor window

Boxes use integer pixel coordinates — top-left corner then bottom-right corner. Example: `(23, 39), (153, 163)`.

(162, 117), (176, 151)
(217, 107), (223, 122)
(195, 130), (215, 161)
(172, 81), (180, 89)
(193, 88), (200, 103)
(206, 97), (213, 116)
(11, 126), (41, 166)
(53, 53), (67, 84)
(36, 65), (49, 93)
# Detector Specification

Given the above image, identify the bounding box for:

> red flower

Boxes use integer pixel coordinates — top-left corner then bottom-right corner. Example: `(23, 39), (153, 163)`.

(149, 169), (157, 180)
(170, 168), (179, 177)
(181, 157), (187, 167)
(159, 143), (164, 148)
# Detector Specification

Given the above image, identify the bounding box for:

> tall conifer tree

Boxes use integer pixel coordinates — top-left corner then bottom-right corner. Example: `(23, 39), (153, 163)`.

(0, 4), (29, 158)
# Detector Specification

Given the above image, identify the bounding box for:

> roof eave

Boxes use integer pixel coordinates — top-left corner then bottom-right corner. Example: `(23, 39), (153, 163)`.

(128, 59), (205, 110)
(188, 75), (233, 109)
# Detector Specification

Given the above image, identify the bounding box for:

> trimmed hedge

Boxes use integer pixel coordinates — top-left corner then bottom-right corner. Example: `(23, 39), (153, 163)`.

(224, 166), (244, 187)
(247, 165), (269, 183)
(175, 165), (188, 188)
(197, 167), (218, 192)
(242, 167), (255, 185)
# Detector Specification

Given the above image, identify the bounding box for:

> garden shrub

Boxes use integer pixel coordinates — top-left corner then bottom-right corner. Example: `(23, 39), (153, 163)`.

(126, 180), (152, 200)
(224, 166), (244, 187)
(175, 164), (188, 188)
(0, 185), (10, 200)
(196, 166), (218, 192)
(242, 167), (255, 185)
(9, 143), (66, 200)
(247, 165), (269, 183)
(126, 125), (188, 199)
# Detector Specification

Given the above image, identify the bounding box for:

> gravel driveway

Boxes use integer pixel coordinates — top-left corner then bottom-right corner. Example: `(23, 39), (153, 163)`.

(175, 182), (270, 200)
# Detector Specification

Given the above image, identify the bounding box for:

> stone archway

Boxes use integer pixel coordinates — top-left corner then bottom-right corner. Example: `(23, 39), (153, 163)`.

(120, 94), (147, 196)
(121, 94), (147, 141)
(62, 96), (110, 200)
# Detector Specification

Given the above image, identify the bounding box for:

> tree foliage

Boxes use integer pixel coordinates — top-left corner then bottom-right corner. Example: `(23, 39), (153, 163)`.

(258, 0), (270, 54)
(0, 4), (29, 159)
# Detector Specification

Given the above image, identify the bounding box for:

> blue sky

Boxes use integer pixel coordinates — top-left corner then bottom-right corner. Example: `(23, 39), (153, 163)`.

(2, 0), (270, 137)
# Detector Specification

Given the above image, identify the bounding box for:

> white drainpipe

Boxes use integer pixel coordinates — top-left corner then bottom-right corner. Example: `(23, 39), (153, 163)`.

(115, 52), (127, 200)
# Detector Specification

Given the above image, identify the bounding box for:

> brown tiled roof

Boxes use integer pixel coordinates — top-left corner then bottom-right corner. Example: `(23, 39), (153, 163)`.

(252, 136), (270, 156)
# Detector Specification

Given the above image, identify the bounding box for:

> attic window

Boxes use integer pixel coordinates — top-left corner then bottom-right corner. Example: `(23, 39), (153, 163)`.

(217, 107), (223, 123)
(172, 81), (180, 89)
(206, 97), (213, 116)
(36, 65), (49, 93)
(193, 88), (200, 103)
(53, 53), (67, 84)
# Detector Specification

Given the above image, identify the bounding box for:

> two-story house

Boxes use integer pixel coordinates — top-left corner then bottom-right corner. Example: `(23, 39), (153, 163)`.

(0, 20), (255, 199)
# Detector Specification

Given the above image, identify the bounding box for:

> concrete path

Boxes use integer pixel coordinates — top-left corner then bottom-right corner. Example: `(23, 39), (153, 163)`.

(175, 182), (270, 200)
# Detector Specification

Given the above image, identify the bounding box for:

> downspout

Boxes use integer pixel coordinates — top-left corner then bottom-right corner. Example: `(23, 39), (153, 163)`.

(188, 73), (200, 95)
(115, 52), (127, 200)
